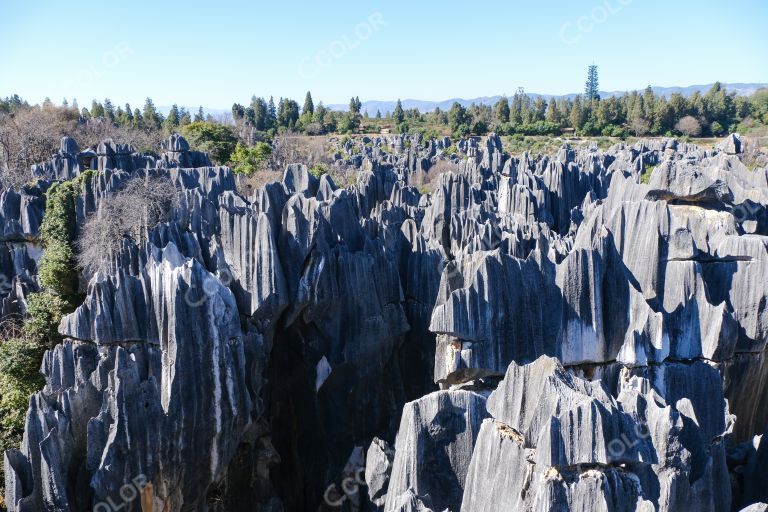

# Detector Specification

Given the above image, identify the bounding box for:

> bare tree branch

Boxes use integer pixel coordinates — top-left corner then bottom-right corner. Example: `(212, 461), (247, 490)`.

(76, 175), (179, 277)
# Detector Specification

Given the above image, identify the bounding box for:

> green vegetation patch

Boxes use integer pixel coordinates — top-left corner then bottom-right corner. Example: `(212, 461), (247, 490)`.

(309, 163), (329, 178)
(231, 142), (272, 176)
(182, 121), (238, 164)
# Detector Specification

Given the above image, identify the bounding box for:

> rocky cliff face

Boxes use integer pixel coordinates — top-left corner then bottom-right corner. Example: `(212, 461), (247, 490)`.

(2, 132), (767, 511)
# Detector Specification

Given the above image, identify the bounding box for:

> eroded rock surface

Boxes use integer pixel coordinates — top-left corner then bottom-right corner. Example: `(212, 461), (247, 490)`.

(3, 132), (768, 511)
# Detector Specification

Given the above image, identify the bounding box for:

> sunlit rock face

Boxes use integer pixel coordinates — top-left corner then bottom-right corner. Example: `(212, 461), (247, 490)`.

(4, 132), (768, 511)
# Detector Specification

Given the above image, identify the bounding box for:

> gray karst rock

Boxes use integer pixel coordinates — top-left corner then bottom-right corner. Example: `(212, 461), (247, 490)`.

(161, 133), (212, 168)
(366, 437), (395, 511)
(462, 357), (728, 512)
(740, 506), (768, 512)
(385, 390), (488, 512)
(716, 133), (743, 155)
(2, 132), (768, 511)
(8, 242), (252, 510)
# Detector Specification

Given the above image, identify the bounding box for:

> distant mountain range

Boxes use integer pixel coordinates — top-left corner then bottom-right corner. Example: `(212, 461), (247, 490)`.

(327, 83), (767, 115)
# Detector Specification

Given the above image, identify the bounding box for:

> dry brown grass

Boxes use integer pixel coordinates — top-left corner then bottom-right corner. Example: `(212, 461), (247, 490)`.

(412, 160), (457, 194)
(235, 170), (284, 196)
(495, 421), (524, 444)
(740, 137), (768, 170)
(269, 135), (335, 170)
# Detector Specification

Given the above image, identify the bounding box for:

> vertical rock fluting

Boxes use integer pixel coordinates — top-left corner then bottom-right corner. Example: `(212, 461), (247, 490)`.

(2, 132), (768, 511)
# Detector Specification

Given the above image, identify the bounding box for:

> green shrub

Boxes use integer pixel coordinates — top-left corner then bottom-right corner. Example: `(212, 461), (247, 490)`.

(39, 181), (78, 296)
(24, 291), (71, 345)
(452, 123), (471, 138)
(230, 142), (272, 176)
(471, 120), (488, 135)
(0, 335), (46, 503)
(40, 182), (76, 247)
(181, 121), (238, 164)
(601, 125), (628, 138)
(38, 242), (76, 296)
(0, 336), (45, 380)
(0, 336), (44, 432)
(33, 174), (84, 345)
(579, 121), (601, 136)
(640, 163), (656, 184)
(309, 164), (329, 178)
(0, 172), (94, 502)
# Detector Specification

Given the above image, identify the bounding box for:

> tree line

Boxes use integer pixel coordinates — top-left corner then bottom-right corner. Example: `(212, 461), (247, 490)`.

(223, 69), (767, 139)
(375, 81), (767, 139)
(2, 76), (767, 185)
(230, 93), (364, 135)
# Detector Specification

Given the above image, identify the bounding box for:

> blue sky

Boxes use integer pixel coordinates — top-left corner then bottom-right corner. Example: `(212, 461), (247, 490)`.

(0, 0), (766, 109)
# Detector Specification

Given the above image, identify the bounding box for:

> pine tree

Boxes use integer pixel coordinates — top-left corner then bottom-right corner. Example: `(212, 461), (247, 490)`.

(91, 100), (105, 118)
(253, 98), (268, 131)
(546, 98), (559, 124)
(349, 96), (361, 115)
(103, 98), (115, 122)
(179, 107), (191, 126)
(585, 65), (600, 103)
(584, 65), (600, 121)
(165, 104), (180, 130)
(143, 98), (160, 129)
(124, 104), (134, 126)
(232, 103), (245, 120)
(303, 92), (314, 115)
(285, 99), (300, 127)
(313, 103), (328, 126)
(533, 97), (547, 122)
(267, 97), (277, 130)
(195, 106), (204, 122)
(493, 97), (510, 123)
(511, 92), (524, 125)
(393, 99), (404, 124)
(570, 96), (585, 130)
(643, 85), (656, 118)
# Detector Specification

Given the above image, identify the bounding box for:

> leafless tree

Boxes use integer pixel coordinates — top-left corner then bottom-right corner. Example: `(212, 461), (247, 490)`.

(76, 175), (179, 276)
(0, 314), (25, 340)
(303, 122), (324, 136)
(412, 159), (457, 194)
(675, 115), (702, 137)
(629, 114), (651, 137)
(0, 106), (77, 189)
(73, 118), (164, 155)
(269, 135), (332, 171)
(207, 112), (235, 126)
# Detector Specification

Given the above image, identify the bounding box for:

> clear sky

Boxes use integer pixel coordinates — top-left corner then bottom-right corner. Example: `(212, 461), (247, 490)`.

(0, 0), (766, 109)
